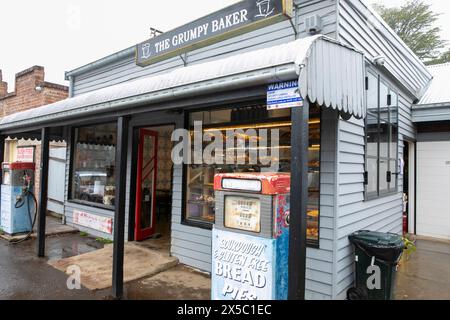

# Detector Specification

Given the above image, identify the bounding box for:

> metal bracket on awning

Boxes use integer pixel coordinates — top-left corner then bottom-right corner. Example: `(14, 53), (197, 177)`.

(179, 53), (188, 67)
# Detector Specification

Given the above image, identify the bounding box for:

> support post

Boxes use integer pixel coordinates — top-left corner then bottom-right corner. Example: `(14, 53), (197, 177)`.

(37, 127), (50, 257)
(0, 135), (5, 184)
(127, 128), (139, 241)
(112, 116), (129, 299)
(288, 99), (310, 300)
(0, 135), (5, 214)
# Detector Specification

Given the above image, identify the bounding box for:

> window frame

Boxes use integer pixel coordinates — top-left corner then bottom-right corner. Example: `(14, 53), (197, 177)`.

(387, 89), (399, 193)
(364, 71), (399, 200)
(68, 121), (118, 211)
(181, 102), (292, 230)
(181, 102), (323, 248)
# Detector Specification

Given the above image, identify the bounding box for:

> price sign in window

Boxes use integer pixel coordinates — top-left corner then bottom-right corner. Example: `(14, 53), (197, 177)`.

(224, 196), (261, 233)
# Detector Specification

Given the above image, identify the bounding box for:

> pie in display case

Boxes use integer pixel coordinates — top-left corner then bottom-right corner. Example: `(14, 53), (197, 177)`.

(185, 104), (322, 244)
(307, 117), (321, 242)
(186, 165), (216, 223)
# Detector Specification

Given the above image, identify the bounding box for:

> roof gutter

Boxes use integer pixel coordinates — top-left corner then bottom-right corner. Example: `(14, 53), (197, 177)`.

(65, 47), (135, 80)
(412, 103), (450, 122)
(2, 63), (297, 131)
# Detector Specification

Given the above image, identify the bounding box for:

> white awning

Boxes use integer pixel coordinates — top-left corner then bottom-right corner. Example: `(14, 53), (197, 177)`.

(0, 35), (365, 131)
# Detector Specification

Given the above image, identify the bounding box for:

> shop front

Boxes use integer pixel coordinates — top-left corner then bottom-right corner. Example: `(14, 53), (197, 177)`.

(0, 0), (432, 300)
(61, 91), (324, 248)
(0, 35), (366, 299)
(182, 103), (321, 244)
(68, 121), (176, 244)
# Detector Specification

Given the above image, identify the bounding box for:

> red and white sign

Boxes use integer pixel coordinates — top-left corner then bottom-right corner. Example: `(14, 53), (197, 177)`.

(16, 147), (35, 163)
(73, 210), (113, 234)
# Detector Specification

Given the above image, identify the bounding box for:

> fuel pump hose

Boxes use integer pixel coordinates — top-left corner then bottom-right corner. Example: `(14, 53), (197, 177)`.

(10, 190), (38, 245)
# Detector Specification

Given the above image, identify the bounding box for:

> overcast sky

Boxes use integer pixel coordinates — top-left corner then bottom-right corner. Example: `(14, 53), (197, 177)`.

(0, 0), (449, 90)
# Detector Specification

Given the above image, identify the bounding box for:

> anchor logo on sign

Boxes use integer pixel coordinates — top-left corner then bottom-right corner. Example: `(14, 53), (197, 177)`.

(255, 0), (275, 18)
(141, 43), (152, 59)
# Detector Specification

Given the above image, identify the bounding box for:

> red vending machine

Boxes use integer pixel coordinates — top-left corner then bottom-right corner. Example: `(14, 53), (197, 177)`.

(212, 172), (290, 300)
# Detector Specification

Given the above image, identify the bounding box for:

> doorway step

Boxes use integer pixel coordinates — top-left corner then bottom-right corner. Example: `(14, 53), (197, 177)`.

(48, 242), (178, 290)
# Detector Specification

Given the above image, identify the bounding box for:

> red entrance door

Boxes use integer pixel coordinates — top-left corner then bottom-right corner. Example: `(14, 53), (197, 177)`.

(135, 129), (158, 241)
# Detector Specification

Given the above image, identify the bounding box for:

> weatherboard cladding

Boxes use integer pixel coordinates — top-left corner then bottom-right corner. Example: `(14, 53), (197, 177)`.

(70, 0), (338, 96)
(332, 2), (416, 299)
(334, 117), (404, 299)
(60, 0), (340, 300)
(338, 0), (431, 100)
(1, 35), (369, 129)
(61, 0), (418, 299)
(333, 64), (408, 299)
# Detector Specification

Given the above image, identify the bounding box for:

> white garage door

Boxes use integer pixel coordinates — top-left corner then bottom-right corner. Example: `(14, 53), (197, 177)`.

(417, 141), (450, 240)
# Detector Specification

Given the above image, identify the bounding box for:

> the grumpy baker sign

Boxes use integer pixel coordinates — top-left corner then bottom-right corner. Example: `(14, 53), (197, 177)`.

(136, 0), (293, 66)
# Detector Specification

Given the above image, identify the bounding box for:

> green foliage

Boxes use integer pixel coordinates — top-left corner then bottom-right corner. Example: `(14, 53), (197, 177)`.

(373, 0), (447, 61)
(0, 228), (4, 235)
(402, 235), (417, 260)
(79, 231), (88, 237)
(95, 237), (113, 244)
(426, 49), (450, 66)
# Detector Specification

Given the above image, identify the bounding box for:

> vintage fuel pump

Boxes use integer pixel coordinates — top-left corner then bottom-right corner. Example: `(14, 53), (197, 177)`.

(0, 162), (37, 240)
(212, 173), (291, 300)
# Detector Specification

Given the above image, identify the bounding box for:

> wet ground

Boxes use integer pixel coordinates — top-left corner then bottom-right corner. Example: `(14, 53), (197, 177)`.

(0, 233), (110, 299)
(395, 238), (450, 300)
(0, 232), (211, 300)
(126, 265), (211, 300)
(4, 230), (448, 300)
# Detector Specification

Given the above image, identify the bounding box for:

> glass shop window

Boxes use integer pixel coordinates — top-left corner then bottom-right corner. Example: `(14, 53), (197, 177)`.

(184, 104), (321, 245)
(364, 72), (399, 199)
(70, 123), (117, 208)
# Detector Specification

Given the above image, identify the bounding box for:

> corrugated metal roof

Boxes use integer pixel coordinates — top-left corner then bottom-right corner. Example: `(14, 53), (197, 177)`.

(0, 35), (366, 131)
(418, 63), (450, 106)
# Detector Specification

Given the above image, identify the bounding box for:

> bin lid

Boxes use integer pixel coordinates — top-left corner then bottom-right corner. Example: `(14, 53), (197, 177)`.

(348, 230), (404, 265)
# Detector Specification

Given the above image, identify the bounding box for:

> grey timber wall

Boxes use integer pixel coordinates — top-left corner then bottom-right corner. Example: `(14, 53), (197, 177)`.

(305, 107), (338, 299)
(332, 67), (410, 299)
(62, 0), (432, 300)
(70, 0), (339, 96)
(337, 0), (431, 100)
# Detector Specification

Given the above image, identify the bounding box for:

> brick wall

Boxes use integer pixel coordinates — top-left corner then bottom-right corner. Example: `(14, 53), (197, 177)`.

(0, 71), (8, 97)
(0, 66), (68, 116)
(0, 66), (68, 209)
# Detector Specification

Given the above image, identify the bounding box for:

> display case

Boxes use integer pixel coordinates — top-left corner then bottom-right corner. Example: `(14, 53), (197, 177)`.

(186, 164), (216, 223)
(185, 123), (292, 224)
(73, 143), (116, 206)
(307, 118), (321, 242)
(71, 123), (117, 208)
(185, 104), (322, 245)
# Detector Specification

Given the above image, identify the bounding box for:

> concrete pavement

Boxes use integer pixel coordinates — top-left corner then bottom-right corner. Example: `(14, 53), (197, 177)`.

(395, 238), (450, 300)
(0, 233), (109, 299)
(0, 232), (210, 300)
(2, 227), (448, 300)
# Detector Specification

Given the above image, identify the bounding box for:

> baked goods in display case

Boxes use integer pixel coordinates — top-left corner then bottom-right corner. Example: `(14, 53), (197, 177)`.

(186, 165), (216, 222)
(103, 186), (115, 206)
(307, 209), (319, 239)
(307, 227), (319, 239)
